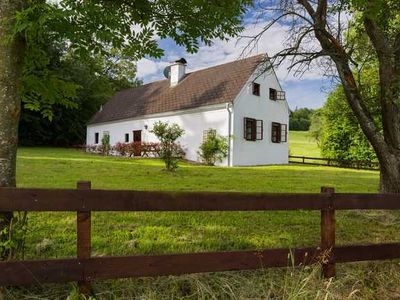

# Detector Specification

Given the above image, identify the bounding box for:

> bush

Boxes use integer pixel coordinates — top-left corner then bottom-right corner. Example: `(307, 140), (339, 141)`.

(198, 130), (228, 165)
(114, 142), (129, 156)
(0, 212), (28, 260)
(114, 142), (162, 157)
(151, 121), (185, 171)
(126, 141), (142, 157)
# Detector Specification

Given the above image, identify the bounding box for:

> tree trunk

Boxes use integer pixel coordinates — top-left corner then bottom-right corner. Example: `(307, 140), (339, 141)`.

(296, 0), (400, 194)
(377, 154), (400, 193)
(0, 0), (26, 259)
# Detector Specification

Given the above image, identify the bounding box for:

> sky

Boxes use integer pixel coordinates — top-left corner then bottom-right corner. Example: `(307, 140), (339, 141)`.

(135, 7), (336, 110)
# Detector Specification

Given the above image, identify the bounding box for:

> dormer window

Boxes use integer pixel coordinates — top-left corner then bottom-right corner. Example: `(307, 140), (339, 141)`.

(252, 83), (260, 96)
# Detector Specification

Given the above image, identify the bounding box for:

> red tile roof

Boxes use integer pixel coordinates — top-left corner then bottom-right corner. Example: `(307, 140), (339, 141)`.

(89, 54), (265, 124)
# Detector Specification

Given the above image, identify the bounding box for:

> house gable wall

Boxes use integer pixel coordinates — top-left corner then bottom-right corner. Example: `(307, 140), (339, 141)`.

(231, 67), (289, 166)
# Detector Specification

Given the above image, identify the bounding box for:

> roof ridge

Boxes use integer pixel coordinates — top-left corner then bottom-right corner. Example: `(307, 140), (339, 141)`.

(186, 53), (266, 74)
(123, 53), (266, 91)
(89, 53), (266, 124)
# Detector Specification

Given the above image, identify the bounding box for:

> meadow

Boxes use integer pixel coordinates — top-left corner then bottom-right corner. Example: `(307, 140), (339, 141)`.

(5, 133), (400, 299)
(289, 131), (321, 158)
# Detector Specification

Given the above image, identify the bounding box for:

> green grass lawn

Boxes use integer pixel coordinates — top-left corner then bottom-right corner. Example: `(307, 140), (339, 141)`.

(289, 131), (321, 157)
(16, 147), (384, 259)
(6, 147), (400, 299)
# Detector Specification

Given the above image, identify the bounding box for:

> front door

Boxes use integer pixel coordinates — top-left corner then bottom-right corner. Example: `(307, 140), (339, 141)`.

(133, 130), (142, 157)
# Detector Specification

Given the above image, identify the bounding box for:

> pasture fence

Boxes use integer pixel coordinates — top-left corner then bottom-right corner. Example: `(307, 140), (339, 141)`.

(289, 155), (380, 170)
(1, 182), (400, 296)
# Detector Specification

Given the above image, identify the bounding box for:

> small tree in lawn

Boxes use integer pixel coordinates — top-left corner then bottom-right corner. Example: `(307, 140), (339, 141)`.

(101, 133), (111, 156)
(198, 130), (229, 166)
(151, 122), (185, 171)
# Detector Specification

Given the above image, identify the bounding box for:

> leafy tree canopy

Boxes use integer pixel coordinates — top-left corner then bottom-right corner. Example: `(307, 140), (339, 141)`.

(13, 0), (252, 118)
(289, 108), (315, 131)
(319, 86), (377, 161)
(19, 43), (141, 146)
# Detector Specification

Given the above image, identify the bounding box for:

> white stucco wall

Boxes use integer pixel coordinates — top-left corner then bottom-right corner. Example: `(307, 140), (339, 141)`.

(86, 105), (230, 165)
(231, 67), (289, 166)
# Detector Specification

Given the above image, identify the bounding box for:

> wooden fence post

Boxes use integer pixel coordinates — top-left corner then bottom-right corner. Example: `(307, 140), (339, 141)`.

(320, 187), (336, 278)
(77, 181), (92, 296)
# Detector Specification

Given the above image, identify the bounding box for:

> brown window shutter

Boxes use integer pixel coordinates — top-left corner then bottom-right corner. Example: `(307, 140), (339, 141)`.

(256, 119), (263, 140)
(252, 83), (260, 96)
(251, 119), (256, 141)
(269, 88), (277, 101)
(281, 124), (288, 142)
(277, 124), (281, 143)
(244, 118), (247, 139)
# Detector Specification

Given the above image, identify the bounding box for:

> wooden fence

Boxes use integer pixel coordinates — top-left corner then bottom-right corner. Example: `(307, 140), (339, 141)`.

(1, 182), (400, 296)
(289, 155), (380, 171)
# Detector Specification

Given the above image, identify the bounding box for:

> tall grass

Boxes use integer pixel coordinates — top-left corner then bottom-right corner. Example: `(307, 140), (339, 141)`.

(5, 261), (400, 299)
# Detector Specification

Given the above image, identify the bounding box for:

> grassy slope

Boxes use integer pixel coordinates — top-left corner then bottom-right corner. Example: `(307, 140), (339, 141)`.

(7, 147), (400, 299)
(289, 131), (321, 157)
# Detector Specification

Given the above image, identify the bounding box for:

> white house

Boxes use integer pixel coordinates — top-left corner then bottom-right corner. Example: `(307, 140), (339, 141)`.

(86, 54), (289, 166)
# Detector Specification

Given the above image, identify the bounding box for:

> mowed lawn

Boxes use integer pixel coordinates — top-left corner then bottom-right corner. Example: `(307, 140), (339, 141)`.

(8, 147), (400, 299)
(16, 147), (391, 261)
(289, 131), (321, 157)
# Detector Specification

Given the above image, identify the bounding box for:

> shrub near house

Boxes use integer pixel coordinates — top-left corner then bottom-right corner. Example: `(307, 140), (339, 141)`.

(114, 142), (162, 157)
(198, 129), (229, 166)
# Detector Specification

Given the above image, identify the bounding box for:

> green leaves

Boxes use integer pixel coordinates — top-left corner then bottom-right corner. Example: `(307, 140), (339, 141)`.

(22, 73), (80, 120)
(151, 122), (185, 171)
(12, 0), (251, 119)
(198, 130), (228, 166)
(320, 86), (377, 162)
(19, 46), (141, 146)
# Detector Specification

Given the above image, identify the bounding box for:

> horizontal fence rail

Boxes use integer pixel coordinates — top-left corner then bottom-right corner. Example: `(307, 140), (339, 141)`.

(289, 155), (380, 171)
(1, 189), (400, 211)
(1, 182), (400, 296)
(2, 243), (400, 286)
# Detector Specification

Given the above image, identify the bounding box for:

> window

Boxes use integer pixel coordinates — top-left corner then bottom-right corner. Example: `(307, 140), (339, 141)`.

(203, 129), (217, 141)
(94, 132), (99, 144)
(270, 88), (286, 101)
(271, 122), (280, 143)
(269, 88), (277, 101)
(244, 118), (263, 141)
(252, 82), (260, 96)
(125, 133), (129, 143)
(277, 91), (286, 100)
(271, 122), (288, 143)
